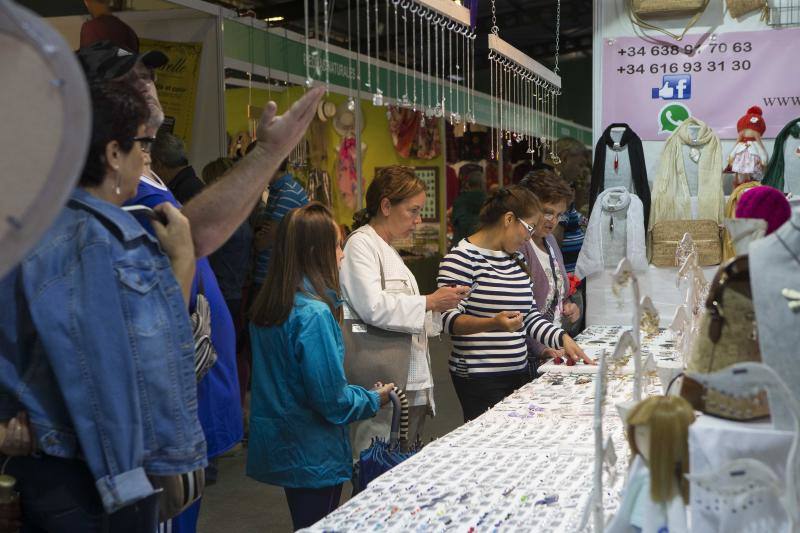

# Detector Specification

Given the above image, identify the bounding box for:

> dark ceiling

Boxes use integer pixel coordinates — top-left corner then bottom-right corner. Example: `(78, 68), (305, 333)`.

(213, 0), (593, 75)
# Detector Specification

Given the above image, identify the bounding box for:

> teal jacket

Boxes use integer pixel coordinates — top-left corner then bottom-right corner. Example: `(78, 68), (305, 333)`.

(246, 289), (380, 489)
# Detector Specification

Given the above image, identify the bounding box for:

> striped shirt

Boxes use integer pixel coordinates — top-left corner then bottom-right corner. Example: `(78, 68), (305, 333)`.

(437, 239), (564, 377)
(252, 173), (309, 284)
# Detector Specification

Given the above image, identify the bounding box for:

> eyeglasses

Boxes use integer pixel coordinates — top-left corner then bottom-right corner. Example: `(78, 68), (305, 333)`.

(542, 212), (569, 223)
(132, 136), (157, 154)
(516, 217), (536, 238)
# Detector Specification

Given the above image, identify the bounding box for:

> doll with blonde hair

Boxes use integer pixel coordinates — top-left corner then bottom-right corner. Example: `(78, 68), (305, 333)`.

(607, 395), (696, 533)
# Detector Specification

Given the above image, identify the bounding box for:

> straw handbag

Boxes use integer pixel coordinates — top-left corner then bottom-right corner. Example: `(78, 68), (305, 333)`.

(629, 0), (710, 40)
(726, 0), (767, 19)
(650, 219), (722, 267)
(681, 257), (769, 420)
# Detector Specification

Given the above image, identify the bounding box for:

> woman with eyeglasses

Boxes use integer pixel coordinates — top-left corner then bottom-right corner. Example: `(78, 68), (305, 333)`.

(0, 80), (202, 531)
(437, 186), (590, 422)
(518, 171), (583, 371)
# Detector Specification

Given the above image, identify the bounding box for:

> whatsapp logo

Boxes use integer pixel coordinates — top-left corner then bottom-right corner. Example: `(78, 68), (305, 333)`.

(658, 103), (691, 134)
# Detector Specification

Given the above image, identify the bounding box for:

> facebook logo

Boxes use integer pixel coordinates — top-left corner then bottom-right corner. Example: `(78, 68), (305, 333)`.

(651, 75), (692, 100)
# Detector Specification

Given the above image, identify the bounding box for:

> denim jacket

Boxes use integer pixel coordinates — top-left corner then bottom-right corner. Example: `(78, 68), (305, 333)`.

(0, 189), (206, 513)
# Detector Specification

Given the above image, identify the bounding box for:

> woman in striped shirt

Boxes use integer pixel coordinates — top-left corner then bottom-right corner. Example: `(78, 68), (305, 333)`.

(437, 186), (590, 421)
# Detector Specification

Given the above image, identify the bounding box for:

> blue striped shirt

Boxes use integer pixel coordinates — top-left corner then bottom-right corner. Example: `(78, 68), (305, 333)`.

(253, 174), (309, 284)
(437, 240), (564, 377)
(559, 206), (587, 274)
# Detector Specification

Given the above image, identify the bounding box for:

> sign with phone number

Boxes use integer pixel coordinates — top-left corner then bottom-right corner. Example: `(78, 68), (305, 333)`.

(601, 28), (800, 140)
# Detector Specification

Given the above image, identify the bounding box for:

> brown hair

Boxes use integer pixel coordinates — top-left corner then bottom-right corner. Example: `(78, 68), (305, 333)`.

(627, 395), (696, 504)
(520, 170), (574, 205)
(201, 157), (235, 185)
(250, 203), (341, 326)
(478, 185), (541, 229)
(352, 165), (426, 229)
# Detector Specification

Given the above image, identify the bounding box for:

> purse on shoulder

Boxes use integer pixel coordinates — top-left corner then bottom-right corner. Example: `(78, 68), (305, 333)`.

(680, 256), (769, 420)
(149, 277), (215, 523)
(341, 254), (413, 392)
(149, 468), (205, 523)
(650, 219), (722, 267)
(629, 0), (710, 41)
(192, 279), (217, 381)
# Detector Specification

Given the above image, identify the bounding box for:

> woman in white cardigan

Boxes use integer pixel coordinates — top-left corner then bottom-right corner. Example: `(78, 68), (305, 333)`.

(340, 166), (468, 453)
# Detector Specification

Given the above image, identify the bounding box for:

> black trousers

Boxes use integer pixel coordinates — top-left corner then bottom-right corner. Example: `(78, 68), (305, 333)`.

(5, 454), (159, 533)
(451, 371), (530, 422)
(284, 484), (343, 531)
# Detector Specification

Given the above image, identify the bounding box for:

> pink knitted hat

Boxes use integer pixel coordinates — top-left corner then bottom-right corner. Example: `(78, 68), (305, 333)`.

(735, 186), (791, 235)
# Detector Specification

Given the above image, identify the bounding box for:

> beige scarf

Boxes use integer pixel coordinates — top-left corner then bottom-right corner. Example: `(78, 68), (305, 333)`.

(649, 118), (724, 230)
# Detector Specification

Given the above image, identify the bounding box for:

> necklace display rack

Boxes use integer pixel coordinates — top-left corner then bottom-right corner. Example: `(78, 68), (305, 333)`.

(487, 0), (561, 163)
(302, 0), (476, 126)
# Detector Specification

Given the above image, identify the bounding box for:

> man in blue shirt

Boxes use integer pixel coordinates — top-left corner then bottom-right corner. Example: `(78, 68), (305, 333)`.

(251, 160), (310, 289)
(76, 31), (323, 533)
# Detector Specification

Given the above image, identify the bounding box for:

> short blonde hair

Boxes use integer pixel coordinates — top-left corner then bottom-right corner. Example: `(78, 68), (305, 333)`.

(627, 395), (696, 503)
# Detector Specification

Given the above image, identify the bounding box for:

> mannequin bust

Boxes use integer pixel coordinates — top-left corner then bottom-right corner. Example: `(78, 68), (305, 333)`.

(750, 207), (800, 430)
(605, 126), (634, 191)
(607, 395), (695, 533)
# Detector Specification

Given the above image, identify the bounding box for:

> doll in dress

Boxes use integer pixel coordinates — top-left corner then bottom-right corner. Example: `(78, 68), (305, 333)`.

(726, 106), (769, 188)
(607, 396), (696, 533)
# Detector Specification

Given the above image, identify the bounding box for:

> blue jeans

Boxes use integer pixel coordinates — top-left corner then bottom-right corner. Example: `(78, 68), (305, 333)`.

(284, 484), (343, 531)
(5, 455), (159, 533)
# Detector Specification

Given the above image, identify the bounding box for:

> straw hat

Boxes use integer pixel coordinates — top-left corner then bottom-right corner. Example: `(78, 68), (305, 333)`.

(333, 102), (358, 137)
(316, 100), (336, 122)
(0, 1), (91, 278)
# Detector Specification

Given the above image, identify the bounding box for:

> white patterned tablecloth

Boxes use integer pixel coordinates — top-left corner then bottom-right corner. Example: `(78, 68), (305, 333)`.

(303, 326), (672, 532)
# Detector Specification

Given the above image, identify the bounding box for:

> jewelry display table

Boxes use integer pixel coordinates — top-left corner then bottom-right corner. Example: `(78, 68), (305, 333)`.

(303, 326), (671, 532)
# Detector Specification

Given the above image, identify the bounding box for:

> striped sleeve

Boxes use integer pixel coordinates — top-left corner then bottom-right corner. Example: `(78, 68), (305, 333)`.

(523, 306), (564, 349)
(269, 184), (309, 220)
(437, 249), (474, 334)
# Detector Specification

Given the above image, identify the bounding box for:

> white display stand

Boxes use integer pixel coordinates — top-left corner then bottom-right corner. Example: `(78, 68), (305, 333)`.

(686, 363), (800, 531)
(586, 265), (716, 328)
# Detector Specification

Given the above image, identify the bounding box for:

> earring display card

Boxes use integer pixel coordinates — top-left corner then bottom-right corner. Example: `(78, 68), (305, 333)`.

(302, 325), (682, 532)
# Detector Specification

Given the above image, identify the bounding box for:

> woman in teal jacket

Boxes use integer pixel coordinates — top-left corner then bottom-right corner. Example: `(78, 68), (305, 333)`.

(247, 203), (393, 530)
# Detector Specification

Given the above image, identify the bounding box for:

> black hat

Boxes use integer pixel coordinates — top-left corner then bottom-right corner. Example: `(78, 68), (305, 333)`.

(76, 40), (168, 82)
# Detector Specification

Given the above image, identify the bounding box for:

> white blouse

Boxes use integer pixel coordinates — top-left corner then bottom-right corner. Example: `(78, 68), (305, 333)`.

(339, 224), (440, 396)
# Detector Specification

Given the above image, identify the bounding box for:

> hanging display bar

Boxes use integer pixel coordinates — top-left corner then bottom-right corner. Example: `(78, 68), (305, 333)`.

(488, 34), (561, 89)
(487, 0), (562, 163)
(414, 0), (470, 26)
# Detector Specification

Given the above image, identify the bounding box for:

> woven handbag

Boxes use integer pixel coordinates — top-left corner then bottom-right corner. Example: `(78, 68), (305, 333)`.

(650, 219), (722, 267)
(630, 0), (710, 40)
(726, 0), (767, 19)
(680, 256), (769, 420)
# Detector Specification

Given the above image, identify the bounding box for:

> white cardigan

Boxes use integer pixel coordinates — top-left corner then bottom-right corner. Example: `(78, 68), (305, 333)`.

(339, 224), (440, 393)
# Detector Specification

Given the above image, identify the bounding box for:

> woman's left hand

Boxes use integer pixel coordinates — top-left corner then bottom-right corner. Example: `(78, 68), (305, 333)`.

(562, 302), (581, 323)
(562, 335), (594, 365)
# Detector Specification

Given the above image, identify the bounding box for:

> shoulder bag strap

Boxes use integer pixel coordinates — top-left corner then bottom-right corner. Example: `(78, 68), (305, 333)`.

(628, 0), (709, 41)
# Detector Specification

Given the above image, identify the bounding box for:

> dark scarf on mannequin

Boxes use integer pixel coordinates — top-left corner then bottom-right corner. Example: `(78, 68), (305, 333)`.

(762, 118), (800, 192)
(590, 124), (650, 233)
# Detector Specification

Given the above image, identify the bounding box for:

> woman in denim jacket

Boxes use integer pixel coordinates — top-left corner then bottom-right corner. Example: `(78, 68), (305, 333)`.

(247, 203), (394, 531)
(0, 81), (204, 532)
